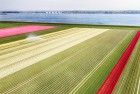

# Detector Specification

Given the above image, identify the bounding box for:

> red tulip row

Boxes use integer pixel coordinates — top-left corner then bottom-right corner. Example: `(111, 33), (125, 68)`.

(97, 31), (140, 94)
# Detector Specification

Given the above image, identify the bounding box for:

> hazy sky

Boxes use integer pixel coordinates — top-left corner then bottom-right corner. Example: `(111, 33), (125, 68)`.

(0, 0), (140, 11)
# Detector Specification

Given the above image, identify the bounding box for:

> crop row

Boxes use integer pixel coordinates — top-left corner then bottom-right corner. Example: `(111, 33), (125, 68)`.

(97, 31), (140, 94)
(0, 28), (134, 94)
(113, 39), (140, 94)
(0, 28), (84, 55)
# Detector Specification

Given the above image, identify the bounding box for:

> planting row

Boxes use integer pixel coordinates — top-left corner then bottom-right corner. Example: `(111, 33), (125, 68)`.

(0, 25), (55, 38)
(113, 40), (140, 94)
(0, 28), (108, 79)
(97, 32), (140, 94)
(0, 24), (71, 45)
(0, 28), (135, 94)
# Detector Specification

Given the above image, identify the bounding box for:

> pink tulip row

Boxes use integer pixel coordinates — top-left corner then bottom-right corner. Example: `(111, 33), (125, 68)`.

(0, 25), (55, 38)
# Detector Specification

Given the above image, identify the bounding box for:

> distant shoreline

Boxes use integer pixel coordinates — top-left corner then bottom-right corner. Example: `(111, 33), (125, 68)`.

(1, 10), (140, 14)
(1, 21), (140, 28)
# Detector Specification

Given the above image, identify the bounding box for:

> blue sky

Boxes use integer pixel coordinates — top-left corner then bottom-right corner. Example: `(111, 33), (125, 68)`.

(0, 0), (140, 11)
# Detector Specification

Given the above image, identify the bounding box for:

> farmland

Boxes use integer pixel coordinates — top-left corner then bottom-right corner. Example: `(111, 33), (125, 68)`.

(97, 31), (140, 94)
(0, 25), (55, 38)
(0, 22), (140, 94)
(112, 40), (140, 94)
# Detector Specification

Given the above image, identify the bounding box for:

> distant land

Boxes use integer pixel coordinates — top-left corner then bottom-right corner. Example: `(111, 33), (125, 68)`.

(1, 10), (140, 14)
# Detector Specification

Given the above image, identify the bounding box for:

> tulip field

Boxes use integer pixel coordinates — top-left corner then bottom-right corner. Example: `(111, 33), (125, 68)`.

(0, 25), (55, 38)
(0, 22), (140, 94)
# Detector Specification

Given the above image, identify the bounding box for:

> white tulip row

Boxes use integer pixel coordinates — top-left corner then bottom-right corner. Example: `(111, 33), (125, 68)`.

(0, 28), (109, 79)
(0, 28), (80, 52)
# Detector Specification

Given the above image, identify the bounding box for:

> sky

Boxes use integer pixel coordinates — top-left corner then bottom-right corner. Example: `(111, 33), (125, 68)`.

(0, 0), (140, 11)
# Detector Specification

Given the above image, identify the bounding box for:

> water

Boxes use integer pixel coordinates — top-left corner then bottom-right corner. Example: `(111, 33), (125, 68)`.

(0, 12), (140, 26)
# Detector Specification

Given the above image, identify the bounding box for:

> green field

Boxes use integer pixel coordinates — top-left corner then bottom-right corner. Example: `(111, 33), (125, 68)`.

(0, 22), (140, 94)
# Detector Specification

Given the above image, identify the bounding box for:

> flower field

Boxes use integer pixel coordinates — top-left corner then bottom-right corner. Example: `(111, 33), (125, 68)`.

(0, 22), (140, 94)
(0, 25), (55, 38)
